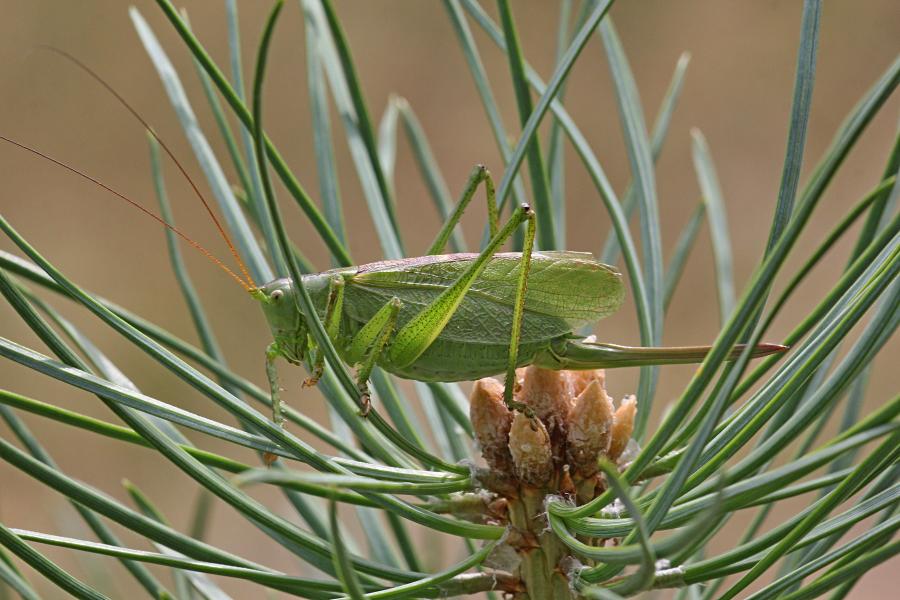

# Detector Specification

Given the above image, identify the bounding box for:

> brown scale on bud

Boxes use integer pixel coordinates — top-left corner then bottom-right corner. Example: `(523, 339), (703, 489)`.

(566, 380), (614, 477)
(508, 412), (553, 486)
(470, 369), (637, 490)
(518, 366), (574, 465)
(518, 366), (574, 423)
(568, 369), (606, 397)
(609, 395), (637, 462)
(513, 367), (528, 395)
(469, 378), (514, 474)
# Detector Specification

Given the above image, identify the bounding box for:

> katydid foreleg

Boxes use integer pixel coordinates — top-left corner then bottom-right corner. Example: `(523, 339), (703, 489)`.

(265, 342), (285, 427)
(265, 274), (343, 426)
(302, 275), (345, 389)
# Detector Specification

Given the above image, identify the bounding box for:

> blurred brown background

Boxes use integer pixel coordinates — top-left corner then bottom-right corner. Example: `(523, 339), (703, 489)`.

(0, 1), (897, 597)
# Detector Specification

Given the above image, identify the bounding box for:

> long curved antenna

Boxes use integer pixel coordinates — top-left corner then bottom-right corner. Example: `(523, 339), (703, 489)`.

(39, 45), (257, 290)
(0, 135), (253, 292)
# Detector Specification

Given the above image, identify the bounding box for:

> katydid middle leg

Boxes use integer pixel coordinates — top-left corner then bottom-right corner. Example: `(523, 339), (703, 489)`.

(344, 296), (403, 415)
(388, 202), (537, 412)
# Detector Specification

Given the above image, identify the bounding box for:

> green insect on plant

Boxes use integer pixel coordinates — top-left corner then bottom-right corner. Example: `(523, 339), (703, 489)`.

(3, 2), (898, 597)
(0, 27), (788, 429)
(250, 166), (787, 421)
(0, 132), (785, 429)
(0, 44), (788, 429)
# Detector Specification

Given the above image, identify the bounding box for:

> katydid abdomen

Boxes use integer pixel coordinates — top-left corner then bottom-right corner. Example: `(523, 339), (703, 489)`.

(368, 336), (551, 382)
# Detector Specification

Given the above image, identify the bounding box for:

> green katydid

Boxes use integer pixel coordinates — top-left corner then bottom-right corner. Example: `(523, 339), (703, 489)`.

(0, 58), (786, 425)
(2, 134), (786, 423)
(249, 164), (785, 419)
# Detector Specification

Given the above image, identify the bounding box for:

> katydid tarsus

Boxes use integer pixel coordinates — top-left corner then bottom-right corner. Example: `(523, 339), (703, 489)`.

(1, 58), (787, 426)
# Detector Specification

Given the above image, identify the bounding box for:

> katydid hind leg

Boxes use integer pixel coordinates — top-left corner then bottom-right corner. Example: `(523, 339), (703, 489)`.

(427, 164), (499, 255)
(388, 203), (535, 370)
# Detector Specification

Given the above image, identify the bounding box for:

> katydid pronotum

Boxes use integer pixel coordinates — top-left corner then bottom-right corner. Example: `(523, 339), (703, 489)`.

(1, 57), (786, 426)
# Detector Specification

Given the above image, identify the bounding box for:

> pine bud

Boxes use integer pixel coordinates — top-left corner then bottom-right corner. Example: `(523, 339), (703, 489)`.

(568, 369), (606, 397)
(470, 378), (514, 473)
(609, 395), (637, 461)
(566, 380), (614, 476)
(509, 412), (553, 486)
(519, 366), (574, 425)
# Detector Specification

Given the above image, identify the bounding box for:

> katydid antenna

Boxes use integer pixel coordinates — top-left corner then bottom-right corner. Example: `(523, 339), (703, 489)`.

(1, 46), (258, 291)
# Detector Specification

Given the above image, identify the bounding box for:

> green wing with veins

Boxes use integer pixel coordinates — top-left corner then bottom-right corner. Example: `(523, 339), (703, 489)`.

(340, 251), (624, 345)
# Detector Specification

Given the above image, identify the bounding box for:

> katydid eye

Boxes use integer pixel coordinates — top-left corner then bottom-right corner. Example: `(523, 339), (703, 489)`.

(271, 290), (284, 301)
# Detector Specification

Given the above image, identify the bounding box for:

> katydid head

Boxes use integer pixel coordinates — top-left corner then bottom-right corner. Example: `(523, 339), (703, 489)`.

(253, 278), (309, 364)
